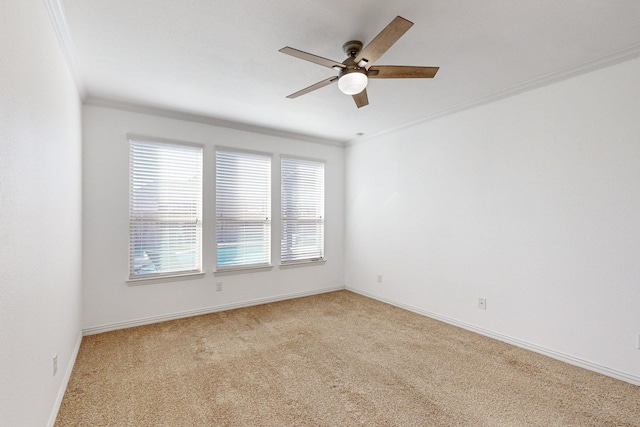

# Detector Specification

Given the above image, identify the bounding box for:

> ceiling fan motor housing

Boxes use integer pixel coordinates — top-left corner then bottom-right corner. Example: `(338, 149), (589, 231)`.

(338, 43), (368, 95)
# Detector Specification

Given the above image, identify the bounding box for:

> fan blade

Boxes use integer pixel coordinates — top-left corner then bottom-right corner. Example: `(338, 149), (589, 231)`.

(368, 66), (439, 79)
(352, 89), (369, 108)
(279, 47), (345, 69)
(286, 76), (338, 99)
(355, 16), (413, 66)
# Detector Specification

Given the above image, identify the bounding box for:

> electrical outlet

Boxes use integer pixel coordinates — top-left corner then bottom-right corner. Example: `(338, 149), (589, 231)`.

(478, 298), (487, 310)
(216, 281), (223, 292)
(377, 275), (383, 283)
(53, 354), (58, 376)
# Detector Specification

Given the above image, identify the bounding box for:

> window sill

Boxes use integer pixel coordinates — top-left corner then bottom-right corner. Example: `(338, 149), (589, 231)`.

(279, 259), (326, 269)
(214, 265), (273, 276)
(127, 271), (205, 286)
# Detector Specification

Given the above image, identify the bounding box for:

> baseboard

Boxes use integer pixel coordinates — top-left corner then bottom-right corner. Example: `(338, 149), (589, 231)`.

(47, 330), (83, 427)
(346, 286), (640, 387)
(83, 286), (345, 336)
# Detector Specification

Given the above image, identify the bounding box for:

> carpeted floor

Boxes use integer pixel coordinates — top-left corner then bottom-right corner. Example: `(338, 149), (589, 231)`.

(56, 290), (639, 426)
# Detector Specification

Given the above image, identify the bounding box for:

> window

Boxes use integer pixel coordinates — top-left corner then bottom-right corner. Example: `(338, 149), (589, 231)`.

(129, 138), (203, 279)
(281, 157), (324, 264)
(216, 149), (271, 269)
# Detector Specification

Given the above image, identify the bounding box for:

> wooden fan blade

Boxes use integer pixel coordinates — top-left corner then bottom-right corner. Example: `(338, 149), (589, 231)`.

(286, 76), (338, 99)
(352, 88), (369, 108)
(279, 47), (345, 69)
(368, 65), (439, 79)
(355, 16), (413, 66)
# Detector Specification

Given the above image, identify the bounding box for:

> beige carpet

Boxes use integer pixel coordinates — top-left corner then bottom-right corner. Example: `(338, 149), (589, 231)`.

(56, 291), (639, 426)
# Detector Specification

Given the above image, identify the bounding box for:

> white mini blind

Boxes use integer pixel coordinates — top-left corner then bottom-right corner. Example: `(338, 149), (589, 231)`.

(281, 157), (324, 263)
(216, 149), (271, 269)
(129, 139), (202, 278)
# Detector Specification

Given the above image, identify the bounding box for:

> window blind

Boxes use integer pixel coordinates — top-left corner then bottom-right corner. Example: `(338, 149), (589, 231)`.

(129, 139), (203, 278)
(281, 157), (324, 263)
(216, 149), (271, 269)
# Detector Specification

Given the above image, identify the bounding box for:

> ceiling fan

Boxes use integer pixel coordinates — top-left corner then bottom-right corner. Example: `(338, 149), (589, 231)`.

(279, 16), (439, 108)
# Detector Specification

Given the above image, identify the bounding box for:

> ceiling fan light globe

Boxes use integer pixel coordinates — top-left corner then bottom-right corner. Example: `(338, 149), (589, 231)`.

(338, 72), (368, 95)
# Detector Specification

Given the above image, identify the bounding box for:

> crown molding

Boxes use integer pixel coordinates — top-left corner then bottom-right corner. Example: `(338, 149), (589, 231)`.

(43, 0), (640, 148)
(347, 42), (640, 147)
(84, 97), (347, 147)
(43, 0), (87, 100)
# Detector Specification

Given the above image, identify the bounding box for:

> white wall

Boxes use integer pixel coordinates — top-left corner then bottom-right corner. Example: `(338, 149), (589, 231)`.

(0, 1), (83, 426)
(82, 105), (345, 332)
(345, 57), (640, 383)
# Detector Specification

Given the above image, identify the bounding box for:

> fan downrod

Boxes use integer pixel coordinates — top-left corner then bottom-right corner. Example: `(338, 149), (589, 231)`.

(342, 40), (363, 57)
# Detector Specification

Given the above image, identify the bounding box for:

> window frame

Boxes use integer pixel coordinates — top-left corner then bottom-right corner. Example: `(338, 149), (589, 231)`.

(280, 155), (325, 266)
(215, 146), (273, 272)
(127, 136), (204, 282)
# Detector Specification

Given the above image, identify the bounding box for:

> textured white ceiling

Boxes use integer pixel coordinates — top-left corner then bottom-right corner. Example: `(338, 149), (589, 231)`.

(59, 0), (640, 144)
